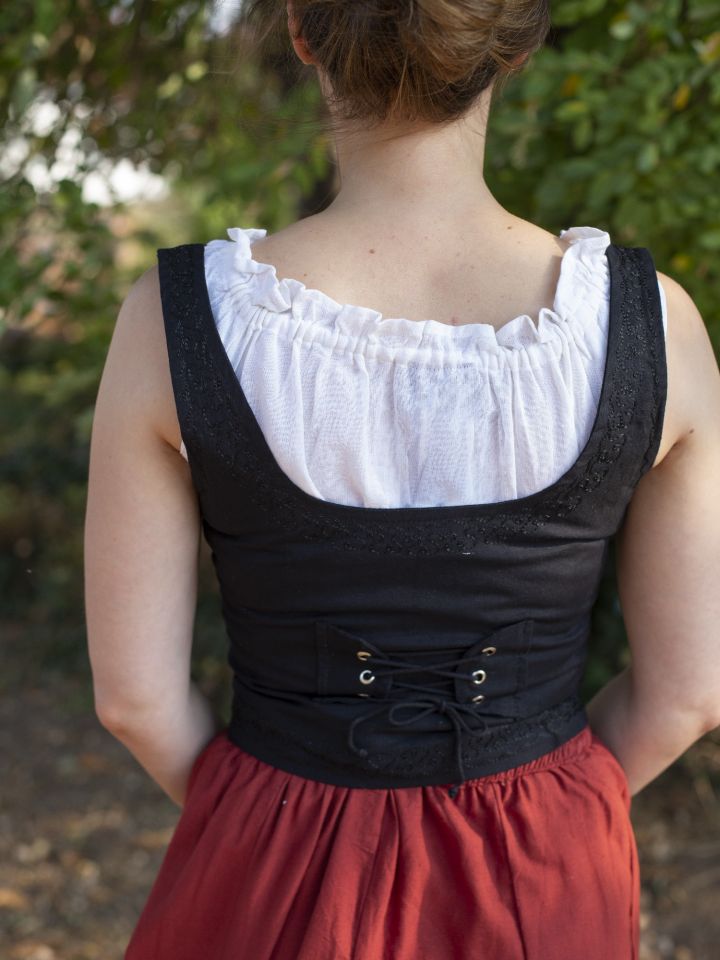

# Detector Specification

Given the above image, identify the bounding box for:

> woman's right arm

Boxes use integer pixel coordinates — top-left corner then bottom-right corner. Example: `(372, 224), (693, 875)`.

(585, 271), (720, 796)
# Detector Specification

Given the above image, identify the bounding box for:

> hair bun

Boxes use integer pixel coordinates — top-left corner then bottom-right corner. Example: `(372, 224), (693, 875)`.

(246, 0), (551, 126)
(399, 0), (506, 86)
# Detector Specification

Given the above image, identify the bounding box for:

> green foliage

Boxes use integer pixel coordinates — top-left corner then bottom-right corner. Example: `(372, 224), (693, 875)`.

(1, 0), (717, 690)
(487, 0), (720, 337)
(0, 0), (331, 636)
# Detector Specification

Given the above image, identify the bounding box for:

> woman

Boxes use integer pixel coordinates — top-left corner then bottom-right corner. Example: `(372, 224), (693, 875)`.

(84, 1), (720, 957)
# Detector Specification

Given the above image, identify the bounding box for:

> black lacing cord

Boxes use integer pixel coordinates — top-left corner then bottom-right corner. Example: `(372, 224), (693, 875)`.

(314, 650), (492, 781)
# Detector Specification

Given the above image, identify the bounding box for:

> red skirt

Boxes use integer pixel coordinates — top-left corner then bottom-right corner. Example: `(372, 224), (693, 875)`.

(124, 723), (639, 960)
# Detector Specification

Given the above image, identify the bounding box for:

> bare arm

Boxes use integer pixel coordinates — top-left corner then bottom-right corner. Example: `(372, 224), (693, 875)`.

(586, 271), (720, 795)
(84, 265), (222, 808)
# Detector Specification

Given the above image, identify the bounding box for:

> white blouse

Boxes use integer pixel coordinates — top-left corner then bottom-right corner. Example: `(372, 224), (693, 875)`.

(180, 225), (667, 509)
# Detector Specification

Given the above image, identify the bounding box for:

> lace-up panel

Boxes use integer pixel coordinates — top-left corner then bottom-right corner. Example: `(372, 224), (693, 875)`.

(314, 620), (534, 781)
(225, 615), (588, 786)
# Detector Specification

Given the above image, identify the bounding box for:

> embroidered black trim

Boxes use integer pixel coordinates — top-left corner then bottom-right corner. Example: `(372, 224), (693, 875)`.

(231, 693), (587, 782)
(157, 242), (666, 553)
(635, 252), (668, 480)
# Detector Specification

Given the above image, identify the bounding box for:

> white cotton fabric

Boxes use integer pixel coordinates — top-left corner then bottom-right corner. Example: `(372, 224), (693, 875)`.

(179, 225), (667, 509)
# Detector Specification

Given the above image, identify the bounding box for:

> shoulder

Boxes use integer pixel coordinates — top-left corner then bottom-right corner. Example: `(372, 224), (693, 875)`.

(653, 269), (720, 459)
(114, 264), (164, 360)
(118, 264), (163, 333)
(655, 269), (706, 345)
(103, 263), (182, 454)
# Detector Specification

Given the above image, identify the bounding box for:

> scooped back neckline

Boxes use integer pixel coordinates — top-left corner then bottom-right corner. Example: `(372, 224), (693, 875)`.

(178, 239), (629, 519)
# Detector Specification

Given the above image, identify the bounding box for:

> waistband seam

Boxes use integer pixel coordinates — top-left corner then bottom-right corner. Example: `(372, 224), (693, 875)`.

(452, 721), (593, 787)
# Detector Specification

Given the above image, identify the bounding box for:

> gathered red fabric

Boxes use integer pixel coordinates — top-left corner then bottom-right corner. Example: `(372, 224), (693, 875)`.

(124, 723), (639, 960)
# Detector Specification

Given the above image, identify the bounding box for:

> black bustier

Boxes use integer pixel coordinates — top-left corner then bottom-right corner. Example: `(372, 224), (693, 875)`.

(157, 239), (666, 788)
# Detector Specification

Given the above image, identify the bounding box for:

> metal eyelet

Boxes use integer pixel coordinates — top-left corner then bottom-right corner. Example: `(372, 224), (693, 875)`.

(472, 694), (485, 703)
(358, 692), (370, 698)
(357, 651), (372, 661)
(359, 669), (376, 685)
(472, 669), (487, 684)
(481, 646), (497, 656)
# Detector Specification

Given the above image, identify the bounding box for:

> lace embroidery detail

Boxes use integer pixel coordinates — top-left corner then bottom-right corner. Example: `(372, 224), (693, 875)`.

(636, 254), (667, 479)
(231, 694), (587, 781)
(157, 244), (665, 554)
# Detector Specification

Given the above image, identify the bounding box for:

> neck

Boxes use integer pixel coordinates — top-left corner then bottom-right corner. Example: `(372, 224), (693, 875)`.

(322, 87), (505, 223)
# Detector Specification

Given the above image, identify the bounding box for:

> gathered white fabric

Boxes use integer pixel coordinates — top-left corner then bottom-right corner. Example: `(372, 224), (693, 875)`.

(180, 225), (667, 508)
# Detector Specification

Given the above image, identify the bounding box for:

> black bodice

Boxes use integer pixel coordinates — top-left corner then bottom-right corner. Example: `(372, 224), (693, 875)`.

(157, 239), (667, 787)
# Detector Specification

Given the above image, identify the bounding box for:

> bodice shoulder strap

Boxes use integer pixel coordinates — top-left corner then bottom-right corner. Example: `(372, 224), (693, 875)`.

(157, 243), (210, 497)
(605, 243), (667, 486)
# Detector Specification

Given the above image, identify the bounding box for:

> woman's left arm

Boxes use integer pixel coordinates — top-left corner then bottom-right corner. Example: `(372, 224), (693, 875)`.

(84, 264), (222, 808)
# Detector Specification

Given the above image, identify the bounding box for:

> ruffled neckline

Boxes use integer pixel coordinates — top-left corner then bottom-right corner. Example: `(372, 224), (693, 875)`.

(215, 224), (611, 355)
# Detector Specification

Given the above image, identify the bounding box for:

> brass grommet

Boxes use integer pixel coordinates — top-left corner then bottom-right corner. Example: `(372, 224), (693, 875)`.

(359, 669), (376, 685)
(357, 650), (372, 661)
(481, 646), (497, 656)
(472, 669), (487, 684)
(472, 694), (485, 703)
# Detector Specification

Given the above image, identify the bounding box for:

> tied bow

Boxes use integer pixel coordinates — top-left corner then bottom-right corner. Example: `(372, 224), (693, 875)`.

(315, 646), (498, 782)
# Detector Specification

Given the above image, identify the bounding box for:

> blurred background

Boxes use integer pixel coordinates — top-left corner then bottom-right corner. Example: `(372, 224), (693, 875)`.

(1, 0), (719, 957)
